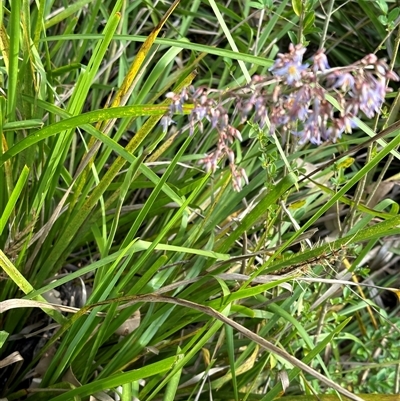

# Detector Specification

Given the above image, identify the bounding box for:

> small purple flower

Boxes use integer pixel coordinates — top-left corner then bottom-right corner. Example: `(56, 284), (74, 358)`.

(361, 54), (378, 65)
(313, 49), (330, 72)
(345, 99), (360, 117)
(254, 103), (268, 128)
(230, 165), (248, 191)
(292, 116), (321, 145)
(290, 43), (307, 64)
(319, 98), (333, 121)
(385, 69), (399, 81)
(270, 60), (309, 86)
(287, 91), (309, 121)
(165, 92), (184, 113)
(332, 73), (355, 91)
(227, 125), (243, 141)
(191, 105), (208, 121)
(358, 77), (386, 118)
(340, 114), (358, 134)
(160, 115), (174, 132)
(269, 43), (309, 86)
(227, 148), (235, 164)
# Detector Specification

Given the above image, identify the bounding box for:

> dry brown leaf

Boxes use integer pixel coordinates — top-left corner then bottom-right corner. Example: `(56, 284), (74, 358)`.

(0, 351), (23, 369)
(115, 310), (141, 336)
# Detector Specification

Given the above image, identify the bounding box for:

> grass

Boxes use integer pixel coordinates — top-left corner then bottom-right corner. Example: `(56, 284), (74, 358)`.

(0, 0), (400, 400)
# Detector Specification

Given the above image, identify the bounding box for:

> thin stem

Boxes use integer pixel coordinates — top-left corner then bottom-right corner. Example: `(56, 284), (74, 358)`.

(320, 0), (335, 49)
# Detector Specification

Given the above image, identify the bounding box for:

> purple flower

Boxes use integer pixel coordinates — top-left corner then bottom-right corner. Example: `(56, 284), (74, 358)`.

(292, 115), (322, 145)
(254, 102), (268, 128)
(332, 73), (355, 91)
(292, 126), (319, 145)
(160, 115), (174, 132)
(341, 115), (357, 133)
(231, 165), (248, 191)
(322, 124), (341, 142)
(287, 90), (310, 121)
(313, 49), (330, 72)
(385, 69), (399, 81)
(357, 77), (386, 118)
(159, 43), (400, 190)
(191, 105), (208, 121)
(270, 61), (309, 86)
(269, 43), (309, 86)
(166, 92), (184, 113)
(290, 43), (307, 64)
(227, 125), (243, 141)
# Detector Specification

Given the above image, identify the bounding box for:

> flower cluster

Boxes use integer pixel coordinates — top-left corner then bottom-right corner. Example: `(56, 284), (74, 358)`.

(161, 44), (398, 190)
(161, 86), (249, 191)
(246, 44), (399, 145)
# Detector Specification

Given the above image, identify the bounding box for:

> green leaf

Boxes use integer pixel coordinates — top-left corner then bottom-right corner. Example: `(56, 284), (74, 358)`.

(0, 331), (9, 349)
(292, 0), (303, 16)
(162, 350), (184, 401)
(249, 1), (265, 10)
(303, 11), (315, 29)
(0, 165), (29, 236)
(378, 15), (388, 25)
(0, 105), (169, 165)
(376, 0), (388, 14)
(50, 356), (178, 401)
(43, 35), (274, 68)
(388, 7), (400, 22)
(288, 30), (298, 44)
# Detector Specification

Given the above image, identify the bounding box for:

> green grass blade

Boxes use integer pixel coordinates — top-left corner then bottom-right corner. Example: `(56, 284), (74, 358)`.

(0, 165), (29, 236)
(50, 356), (178, 401)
